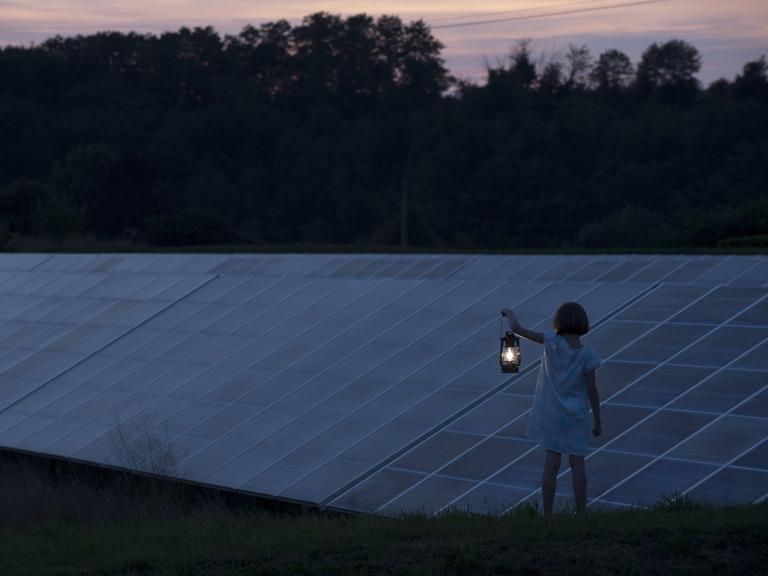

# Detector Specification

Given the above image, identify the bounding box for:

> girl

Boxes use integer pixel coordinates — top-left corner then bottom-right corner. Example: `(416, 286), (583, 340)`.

(501, 302), (602, 516)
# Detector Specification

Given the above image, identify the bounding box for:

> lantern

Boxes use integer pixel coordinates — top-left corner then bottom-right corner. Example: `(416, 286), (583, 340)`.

(499, 326), (521, 373)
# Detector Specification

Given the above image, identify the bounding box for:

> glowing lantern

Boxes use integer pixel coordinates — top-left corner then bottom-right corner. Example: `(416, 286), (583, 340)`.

(499, 328), (521, 373)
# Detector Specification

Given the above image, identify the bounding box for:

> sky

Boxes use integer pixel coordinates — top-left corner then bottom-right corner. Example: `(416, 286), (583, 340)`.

(1, 0), (766, 84)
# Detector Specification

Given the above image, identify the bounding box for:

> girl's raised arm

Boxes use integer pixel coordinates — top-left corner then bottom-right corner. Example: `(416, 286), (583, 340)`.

(501, 308), (544, 344)
(513, 325), (545, 344)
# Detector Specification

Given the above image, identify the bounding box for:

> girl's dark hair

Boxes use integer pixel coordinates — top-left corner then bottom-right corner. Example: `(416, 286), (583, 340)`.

(553, 302), (589, 335)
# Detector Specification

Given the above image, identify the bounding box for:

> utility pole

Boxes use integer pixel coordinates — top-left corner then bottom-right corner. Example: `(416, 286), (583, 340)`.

(400, 178), (408, 248)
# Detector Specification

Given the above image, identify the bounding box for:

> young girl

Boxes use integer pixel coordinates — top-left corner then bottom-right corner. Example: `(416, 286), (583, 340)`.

(501, 302), (602, 516)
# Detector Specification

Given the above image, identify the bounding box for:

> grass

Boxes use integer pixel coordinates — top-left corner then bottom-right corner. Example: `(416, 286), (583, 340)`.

(1, 502), (766, 575)
(1, 451), (766, 575)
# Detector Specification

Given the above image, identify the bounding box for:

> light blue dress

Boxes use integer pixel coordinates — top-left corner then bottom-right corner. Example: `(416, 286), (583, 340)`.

(525, 332), (601, 456)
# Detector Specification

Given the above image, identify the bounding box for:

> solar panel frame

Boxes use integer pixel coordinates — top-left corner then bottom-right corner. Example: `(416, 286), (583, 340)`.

(506, 291), (768, 513)
(683, 466), (768, 505)
(85, 274), (408, 468)
(171, 273), (525, 496)
(326, 277), (658, 512)
(623, 258), (687, 282)
(0, 274), (219, 443)
(0, 254), (766, 514)
(727, 258), (768, 286)
(733, 438), (768, 470)
(356, 282), (715, 516)
(599, 457), (718, 506)
(288, 274), (594, 499)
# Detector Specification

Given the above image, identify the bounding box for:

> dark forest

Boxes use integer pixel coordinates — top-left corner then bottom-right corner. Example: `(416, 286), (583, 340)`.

(1, 12), (766, 250)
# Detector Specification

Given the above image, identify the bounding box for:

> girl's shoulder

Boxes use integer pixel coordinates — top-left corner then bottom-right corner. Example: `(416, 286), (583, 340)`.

(582, 345), (602, 372)
(543, 331), (558, 346)
(545, 332), (587, 352)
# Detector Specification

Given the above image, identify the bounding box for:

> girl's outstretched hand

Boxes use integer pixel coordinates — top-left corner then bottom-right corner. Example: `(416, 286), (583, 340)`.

(501, 308), (520, 329)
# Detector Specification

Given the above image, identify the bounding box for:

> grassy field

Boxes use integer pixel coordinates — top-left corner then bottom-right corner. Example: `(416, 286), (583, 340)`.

(1, 501), (766, 575)
(1, 451), (766, 575)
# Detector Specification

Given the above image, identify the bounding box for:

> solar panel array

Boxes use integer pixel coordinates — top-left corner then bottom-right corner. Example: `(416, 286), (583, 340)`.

(0, 253), (765, 515)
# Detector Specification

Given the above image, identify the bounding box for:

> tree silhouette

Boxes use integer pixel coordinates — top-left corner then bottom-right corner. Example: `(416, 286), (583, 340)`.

(733, 56), (768, 100)
(591, 49), (634, 94)
(0, 16), (765, 250)
(635, 39), (701, 104)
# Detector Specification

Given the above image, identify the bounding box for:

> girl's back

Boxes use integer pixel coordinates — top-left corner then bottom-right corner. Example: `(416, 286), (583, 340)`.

(526, 332), (601, 456)
(540, 333), (600, 416)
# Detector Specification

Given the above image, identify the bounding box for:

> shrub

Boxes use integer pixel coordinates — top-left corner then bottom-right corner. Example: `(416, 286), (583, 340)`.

(144, 209), (236, 246)
(31, 189), (87, 240)
(575, 204), (671, 248)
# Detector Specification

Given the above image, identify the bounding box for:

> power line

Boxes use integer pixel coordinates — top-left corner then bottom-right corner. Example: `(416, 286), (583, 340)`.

(434, 182), (676, 206)
(431, 0), (671, 30)
(0, 0), (673, 57)
(422, 184), (520, 204)
(422, 207), (565, 231)
(235, 213), (342, 243)
(425, 208), (515, 225)
(424, 0), (627, 24)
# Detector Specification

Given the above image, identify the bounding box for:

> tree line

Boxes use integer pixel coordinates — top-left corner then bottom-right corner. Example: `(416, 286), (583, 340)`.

(1, 12), (766, 249)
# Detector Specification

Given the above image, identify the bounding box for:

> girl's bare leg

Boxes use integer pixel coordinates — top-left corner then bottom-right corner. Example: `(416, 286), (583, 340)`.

(541, 449), (561, 516)
(569, 455), (587, 513)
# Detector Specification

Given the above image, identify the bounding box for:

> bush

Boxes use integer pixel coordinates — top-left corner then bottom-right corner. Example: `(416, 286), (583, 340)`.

(575, 204), (671, 248)
(31, 190), (87, 240)
(144, 209), (236, 246)
(718, 234), (768, 248)
(0, 220), (11, 249)
(676, 198), (768, 247)
(0, 178), (49, 234)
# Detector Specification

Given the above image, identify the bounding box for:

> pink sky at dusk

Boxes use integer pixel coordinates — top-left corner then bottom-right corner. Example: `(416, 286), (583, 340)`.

(1, 0), (766, 84)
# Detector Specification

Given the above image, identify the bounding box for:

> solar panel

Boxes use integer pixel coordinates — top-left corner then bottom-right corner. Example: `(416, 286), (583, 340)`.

(685, 467), (768, 505)
(328, 272), (761, 516)
(601, 457), (718, 506)
(611, 365), (714, 407)
(0, 253), (764, 516)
